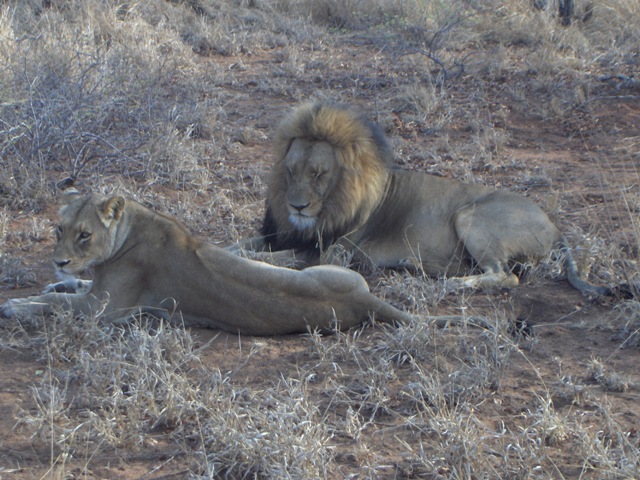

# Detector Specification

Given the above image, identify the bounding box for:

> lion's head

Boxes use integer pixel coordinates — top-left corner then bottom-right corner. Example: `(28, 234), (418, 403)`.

(52, 192), (126, 275)
(263, 101), (393, 249)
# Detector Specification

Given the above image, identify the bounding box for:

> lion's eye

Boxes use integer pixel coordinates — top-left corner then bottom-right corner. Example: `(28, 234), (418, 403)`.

(55, 226), (63, 240)
(78, 231), (92, 241)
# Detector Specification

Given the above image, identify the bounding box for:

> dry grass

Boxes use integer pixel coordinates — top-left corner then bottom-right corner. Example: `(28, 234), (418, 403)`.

(1, 0), (639, 478)
(7, 306), (627, 477)
(10, 311), (333, 478)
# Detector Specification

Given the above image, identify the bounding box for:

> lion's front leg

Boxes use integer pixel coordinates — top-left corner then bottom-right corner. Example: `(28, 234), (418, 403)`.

(1, 292), (103, 319)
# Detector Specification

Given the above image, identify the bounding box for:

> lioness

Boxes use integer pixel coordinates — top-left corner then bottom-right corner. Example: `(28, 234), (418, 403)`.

(233, 101), (613, 296)
(0, 191), (419, 335)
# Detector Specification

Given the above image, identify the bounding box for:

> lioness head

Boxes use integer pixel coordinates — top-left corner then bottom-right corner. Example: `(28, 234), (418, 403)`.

(267, 101), (392, 242)
(52, 192), (126, 275)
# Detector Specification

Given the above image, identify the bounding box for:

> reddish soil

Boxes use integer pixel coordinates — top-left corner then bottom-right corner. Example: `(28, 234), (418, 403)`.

(1, 35), (639, 479)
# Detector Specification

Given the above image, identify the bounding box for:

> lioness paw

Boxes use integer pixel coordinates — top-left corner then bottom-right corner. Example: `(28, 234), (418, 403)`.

(43, 278), (92, 294)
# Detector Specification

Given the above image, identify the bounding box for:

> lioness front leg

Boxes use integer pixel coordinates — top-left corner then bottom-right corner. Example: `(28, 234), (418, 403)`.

(42, 278), (93, 294)
(1, 292), (103, 319)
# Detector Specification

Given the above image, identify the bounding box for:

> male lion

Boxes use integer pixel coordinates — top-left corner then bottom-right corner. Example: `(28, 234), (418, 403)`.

(0, 191), (421, 335)
(233, 101), (612, 296)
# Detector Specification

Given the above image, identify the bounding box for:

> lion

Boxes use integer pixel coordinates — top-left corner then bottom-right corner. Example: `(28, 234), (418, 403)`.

(0, 191), (426, 335)
(232, 101), (614, 296)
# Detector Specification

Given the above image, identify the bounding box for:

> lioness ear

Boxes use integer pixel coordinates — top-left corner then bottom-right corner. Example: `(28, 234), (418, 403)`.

(58, 188), (85, 217)
(100, 195), (126, 227)
(59, 188), (83, 206)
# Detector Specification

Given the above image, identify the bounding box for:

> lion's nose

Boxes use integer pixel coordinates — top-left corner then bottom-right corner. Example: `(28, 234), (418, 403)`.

(54, 259), (71, 268)
(290, 202), (310, 213)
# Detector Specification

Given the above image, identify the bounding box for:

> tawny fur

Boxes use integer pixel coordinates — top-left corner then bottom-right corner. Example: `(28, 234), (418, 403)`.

(0, 192), (417, 335)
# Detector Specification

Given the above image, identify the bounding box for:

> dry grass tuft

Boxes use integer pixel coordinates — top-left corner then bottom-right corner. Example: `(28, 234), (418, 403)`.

(587, 357), (632, 392)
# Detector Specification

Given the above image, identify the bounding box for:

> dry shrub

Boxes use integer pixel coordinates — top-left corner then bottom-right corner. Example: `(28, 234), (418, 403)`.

(458, 0), (640, 119)
(399, 367), (548, 478)
(0, 1), (211, 206)
(613, 300), (640, 348)
(0, 0), (309, 211)
(582, 0), (640, 66)
(298, 0), (404, 29)
(191, 375), (332, 478)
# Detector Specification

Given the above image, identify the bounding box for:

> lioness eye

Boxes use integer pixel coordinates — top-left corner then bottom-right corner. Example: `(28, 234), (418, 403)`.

(55, 226), (63, 240)
(78, 231), (91, 241)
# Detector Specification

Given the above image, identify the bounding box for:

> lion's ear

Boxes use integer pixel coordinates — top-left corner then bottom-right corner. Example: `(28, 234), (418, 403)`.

(99, 195), (126, 226)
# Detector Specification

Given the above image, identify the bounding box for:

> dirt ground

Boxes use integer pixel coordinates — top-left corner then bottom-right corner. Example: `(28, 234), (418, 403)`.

(1, 28), (640, 480)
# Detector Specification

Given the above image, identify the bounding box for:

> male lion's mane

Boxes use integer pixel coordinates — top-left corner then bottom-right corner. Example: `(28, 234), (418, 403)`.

(262, 102), (392, 253)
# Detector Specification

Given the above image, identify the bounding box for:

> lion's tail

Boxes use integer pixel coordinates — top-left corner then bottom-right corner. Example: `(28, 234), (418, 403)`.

(559, 238), (613, 296)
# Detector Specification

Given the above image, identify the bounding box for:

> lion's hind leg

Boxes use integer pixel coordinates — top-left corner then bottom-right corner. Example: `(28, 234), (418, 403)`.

(452, 192), (559, 290)
(451, 209), (520, 289)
